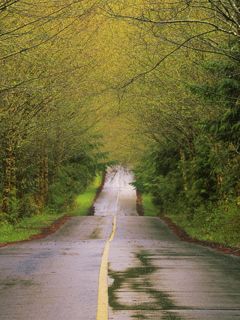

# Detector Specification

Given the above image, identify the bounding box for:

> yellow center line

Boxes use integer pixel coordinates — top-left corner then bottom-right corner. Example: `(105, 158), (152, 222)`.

(96, 216), (117, 320)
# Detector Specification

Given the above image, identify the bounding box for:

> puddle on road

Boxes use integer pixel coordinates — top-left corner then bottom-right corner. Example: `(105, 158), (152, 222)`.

(108, 251), (184, 320)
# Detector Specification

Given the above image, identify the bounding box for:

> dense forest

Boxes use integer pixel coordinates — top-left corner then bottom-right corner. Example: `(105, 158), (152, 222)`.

(0, 0), (106, 224)
(0, 0), (239, 247)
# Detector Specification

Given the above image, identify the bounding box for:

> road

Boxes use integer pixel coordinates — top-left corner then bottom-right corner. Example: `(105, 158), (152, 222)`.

(0, 166), (240, 320)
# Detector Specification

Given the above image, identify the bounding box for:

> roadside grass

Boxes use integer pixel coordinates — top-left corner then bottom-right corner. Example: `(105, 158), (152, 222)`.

(0, 212), (64, 243)
(142, 192), (240, 248)
(0, 174), (102, 244)
(167, 205), (240, 248)
(142, 194), (159, 217)
(70, 174), (102, 216)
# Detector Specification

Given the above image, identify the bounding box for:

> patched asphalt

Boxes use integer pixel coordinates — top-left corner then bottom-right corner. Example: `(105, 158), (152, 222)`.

(0, 166), (240, 320)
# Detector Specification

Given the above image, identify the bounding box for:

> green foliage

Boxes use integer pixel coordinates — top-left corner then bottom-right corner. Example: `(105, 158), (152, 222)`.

(133, 143), (182, 211)
(133, 50), (240, 247)
(169, 198), (240, 247)
(1, 0), (240, 251)
(7, 192), (20, 224)
(49, 162), (98, 210)
(190, 53), (240, 149)
(71, 175), (102, 216)
(18, 194), (40, 218)
(142, 194), (158, 217)
(0, 212), (64, 243)
(0, 174), (102, 243)
(0, 0), (107, 224)
(48, 143), (104, 211)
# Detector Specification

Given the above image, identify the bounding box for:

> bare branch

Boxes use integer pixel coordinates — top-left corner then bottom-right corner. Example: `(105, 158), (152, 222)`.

(106, 10), (240, 38)
(0, 0), (83, 38)
(119, 29), (219, 89)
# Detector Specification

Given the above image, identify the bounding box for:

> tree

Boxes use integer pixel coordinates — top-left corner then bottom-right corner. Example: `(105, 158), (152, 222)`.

(0, 0), (105, 222)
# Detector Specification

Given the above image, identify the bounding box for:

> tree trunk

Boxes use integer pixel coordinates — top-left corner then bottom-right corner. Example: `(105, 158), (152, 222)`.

(1, 136), (16, 214)
(36, 147), (49, 208)
(179, 148), (188, 192)
(51, 127), (64, 183)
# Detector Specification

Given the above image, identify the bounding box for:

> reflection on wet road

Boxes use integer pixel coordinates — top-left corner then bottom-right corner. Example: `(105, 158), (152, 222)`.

(0, 166), (240, 319)
(94, 166), (137, 216)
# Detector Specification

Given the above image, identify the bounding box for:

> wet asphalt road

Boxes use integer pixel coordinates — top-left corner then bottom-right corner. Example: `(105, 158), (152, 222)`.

(0, 166), (240, 320)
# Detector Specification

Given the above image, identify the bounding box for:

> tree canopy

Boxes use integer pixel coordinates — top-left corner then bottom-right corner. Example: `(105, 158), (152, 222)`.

(0, 0), (239, 247)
